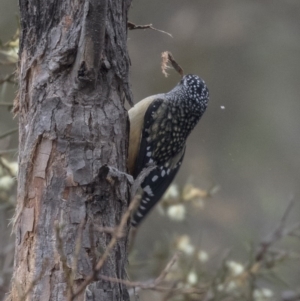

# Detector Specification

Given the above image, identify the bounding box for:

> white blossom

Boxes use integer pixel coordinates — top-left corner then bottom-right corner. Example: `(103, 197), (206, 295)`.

(226, 281), (238, 293)
(226, 260), (244, 276)
(176, 235), (195, 255)
(163, 184), (179, 200)
(253, 288), (274, 301)
(198, 250), (209, 263)
(167, 204), (186, 221)
(9, 162), (18, 176)
(187, 271), (198, 285)
(0, 176), (15, 191)
(217, 281), (239, 293)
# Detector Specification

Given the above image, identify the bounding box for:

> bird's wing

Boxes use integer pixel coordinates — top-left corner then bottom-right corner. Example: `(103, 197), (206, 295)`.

(131, 97), (165, 178)
(129, 96), (186, 227)
(128, 95), (163, 175)
(131, 147), (185, 227)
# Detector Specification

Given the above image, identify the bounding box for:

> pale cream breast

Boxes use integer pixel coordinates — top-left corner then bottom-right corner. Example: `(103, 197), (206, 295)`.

(128, 95), (159, 175)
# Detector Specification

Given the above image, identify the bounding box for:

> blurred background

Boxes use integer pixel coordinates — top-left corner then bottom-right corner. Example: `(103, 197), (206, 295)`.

(0, 0), (299, 300)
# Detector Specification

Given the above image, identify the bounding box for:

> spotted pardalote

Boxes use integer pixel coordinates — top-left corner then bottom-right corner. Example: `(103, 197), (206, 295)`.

(128, 74), (209, 227)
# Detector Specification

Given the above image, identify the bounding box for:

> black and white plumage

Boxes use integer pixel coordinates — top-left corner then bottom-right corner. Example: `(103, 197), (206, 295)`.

(128, 74), (209, 227)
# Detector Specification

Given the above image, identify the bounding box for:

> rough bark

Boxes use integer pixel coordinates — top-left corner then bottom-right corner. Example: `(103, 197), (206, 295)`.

(9, 0), (132, 300)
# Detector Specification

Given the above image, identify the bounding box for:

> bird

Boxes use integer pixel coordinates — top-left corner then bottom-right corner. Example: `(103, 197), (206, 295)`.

(128, 74), (209, 227)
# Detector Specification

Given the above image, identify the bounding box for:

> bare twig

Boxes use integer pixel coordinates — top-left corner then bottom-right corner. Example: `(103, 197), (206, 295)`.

(71, 196), (140, 298)
(0, 128), (18, 140)
(154, 252), (179, 285)
(0, 73), (16, 85)
(72, 165), (156, 299)
(161, 51), (184, 78)
(128, 22), (172, 38)
(256, 197), (296, 262)
(0, 102), (14, 106)
(0, 148), (18, 155)
(98, 252), (207, 299)
(100, 272), (204, 295)
(0, 157), (15, 177)
(18, 259), (49, 301)
(282, 290), (300, 301)
(93, 225), (117, 235)
(102, 277), (205, 295)
(0, 61), (17, 66)
(211, 197), (300, 298)
(130, 164), (156, 199)
(161, 280), (181, 301)
(71, 219), (85, 288)
(55, 223), (74, 299)
(98, 253), (179, 290)
(89, 222), (96, 269)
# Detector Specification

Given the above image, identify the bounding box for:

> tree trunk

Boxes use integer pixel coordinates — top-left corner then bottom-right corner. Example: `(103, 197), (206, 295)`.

(9, 0), (132, 300)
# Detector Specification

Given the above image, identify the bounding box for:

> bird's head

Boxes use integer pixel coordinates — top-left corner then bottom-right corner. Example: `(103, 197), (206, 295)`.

(181, 74), (209, 102)
(175, 74), (209, 114)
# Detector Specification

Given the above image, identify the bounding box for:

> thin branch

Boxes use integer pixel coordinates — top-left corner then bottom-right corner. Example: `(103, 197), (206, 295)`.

(161, 280), (180, 301)
(130, 164), (156, 198)
(89, 222), (96, 268)
(0, 157), (15, 177)
(100, 273), (205, 295)
(18, 259), (49, 301)
(0, 128), (18, 140)
(128, 22), (173, 38)
(0, 61), (17, 66)
(97, 253), (179, 291)
(0, 102), (14, 106)
(55, 223), (74, 299)
(282, 291), (300, 301)
(97, 253), (207, 299)
(0, 73), (16, 85)
(256, 197), (296, 262)
(71, 219), (85, 288)
(93, 225), (117, 235)
(0, 148), (18, 155)
(71, 165), (156, 299)
(154, 252), (179, 286)
(71, 196), (139, 298)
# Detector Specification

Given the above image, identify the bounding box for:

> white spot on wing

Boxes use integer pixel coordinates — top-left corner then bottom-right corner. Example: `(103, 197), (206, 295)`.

(143, 185), (154, 196)
(161, 170), (166, 177)
(147, 152), (152, 157)
(152, 175), (158, 182)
